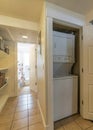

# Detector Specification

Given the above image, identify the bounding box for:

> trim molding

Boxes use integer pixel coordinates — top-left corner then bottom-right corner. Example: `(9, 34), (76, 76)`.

(37, 99), (49, 130)
(0, 95), (9, 112)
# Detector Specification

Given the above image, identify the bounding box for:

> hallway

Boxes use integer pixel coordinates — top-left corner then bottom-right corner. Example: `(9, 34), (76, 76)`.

(0, 87), (44, 130)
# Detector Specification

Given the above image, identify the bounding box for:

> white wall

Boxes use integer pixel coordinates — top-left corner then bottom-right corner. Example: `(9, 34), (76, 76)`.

(37, 2), (47, 129)
(0, 15), (39, 31)
(46, 2), (85, 26)
(86, 9), (93, 23)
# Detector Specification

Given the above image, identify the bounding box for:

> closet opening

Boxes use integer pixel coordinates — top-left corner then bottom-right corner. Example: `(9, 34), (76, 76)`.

(53, 22), (81, 125)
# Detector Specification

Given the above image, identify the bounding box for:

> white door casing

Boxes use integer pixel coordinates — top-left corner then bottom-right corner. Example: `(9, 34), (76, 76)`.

(82, 25), (93, 120)
(30, 44), (37, 93)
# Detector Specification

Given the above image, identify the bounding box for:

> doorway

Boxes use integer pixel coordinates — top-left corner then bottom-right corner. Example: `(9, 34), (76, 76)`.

(17, 42), (37, 94)
(53, 22), (81, 122)
(46, 18), (84, 130)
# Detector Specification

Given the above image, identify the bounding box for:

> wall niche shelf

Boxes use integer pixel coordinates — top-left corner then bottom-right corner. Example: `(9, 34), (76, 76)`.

(0, 82), (8, 91)
(0, 63), (9, 112)
(0, 68), (8, 72)
(0, 50), (9, 58)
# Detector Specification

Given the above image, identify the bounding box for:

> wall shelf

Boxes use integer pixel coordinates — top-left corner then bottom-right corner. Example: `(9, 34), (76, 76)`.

(0, 82), (8, 91)
(0, 46), (9, 112)
(0, 50), (9, 58)
(0, 68), (8, 72)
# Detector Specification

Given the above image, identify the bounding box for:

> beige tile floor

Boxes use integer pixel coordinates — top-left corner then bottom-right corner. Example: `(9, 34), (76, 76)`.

(1, 86), (93, 130)
(55, 114), (93, 130)
(0, 86), (44, 130)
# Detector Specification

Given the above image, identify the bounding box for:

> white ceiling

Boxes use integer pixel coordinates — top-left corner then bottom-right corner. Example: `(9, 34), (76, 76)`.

(7, 26), (38, 43)
(0, 0), (43, 22)
(0, 0), (92, 23)
(0, 25), (38, 43)
(47, 0), (93, 15)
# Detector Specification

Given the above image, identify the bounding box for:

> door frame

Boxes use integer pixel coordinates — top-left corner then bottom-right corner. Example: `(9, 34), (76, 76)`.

(81, 25), (93, 120)
(14, 42), (38, 96)
(46, 17), (83, 130)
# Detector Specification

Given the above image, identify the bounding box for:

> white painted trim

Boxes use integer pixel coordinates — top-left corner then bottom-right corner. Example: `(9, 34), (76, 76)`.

(46, 16), (83, 130)
(45, 4), (85, 130)
(37, 99), (49, 129)
(46, 2), (85, 26)
(14, 41), (18, 96)
(0, 15), (39, 31)
(78, 27), (83, 117)
(46, 17), (54, 130)
(0, 95), (9, 112)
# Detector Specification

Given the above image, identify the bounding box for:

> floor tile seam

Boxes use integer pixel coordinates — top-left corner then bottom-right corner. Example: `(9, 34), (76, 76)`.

(27, 93), (39, 130)
(10, 97), (19, 130)
(29, 122), (43, 130)
(55, 125), (65, 130)
(17, 101), (28, 103)
(17, 126), (28, 130)
(18, 95), (27, 100)
(13, 116), (29, 122)
(15, 108), (28, 113)
(74, 120), (84, 130)
(19, 95), (28, 99)
(17, 100), (28, 102)
(61, 126), (68, 130)
(57, 115), (80, 126)
(85, 125), (93, 130)
(18, 96), (28, 98)
(15, 111), (27, 115)
(16, 105), (28, 108)
(17, 100), (28, 103)
(28, 121), (43, 127)
(16, 106), (28, 110)
(29, 111), (41, 117)
(28, 106), (38, 110)
(73, 114), (80, 120)
(27, 100), (37, 103)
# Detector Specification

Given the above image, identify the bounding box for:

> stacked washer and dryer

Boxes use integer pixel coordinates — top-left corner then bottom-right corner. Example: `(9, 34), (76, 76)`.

(53, 31), (78, 121)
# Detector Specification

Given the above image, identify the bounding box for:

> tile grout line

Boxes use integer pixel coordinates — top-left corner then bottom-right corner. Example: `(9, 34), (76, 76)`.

(74, 120), (84, 130)
(10, 88), (39, 130)
(27, 90), (42, 129)
(72, 115), (93, 130)
(75, 119), (93, 130)
(10, 98), (19, 130)
(10, 90), (28, 130)
(85, 124), (93, 130)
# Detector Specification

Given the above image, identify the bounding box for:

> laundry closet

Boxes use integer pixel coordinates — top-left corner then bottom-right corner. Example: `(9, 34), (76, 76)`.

(53, 22), (80, 122)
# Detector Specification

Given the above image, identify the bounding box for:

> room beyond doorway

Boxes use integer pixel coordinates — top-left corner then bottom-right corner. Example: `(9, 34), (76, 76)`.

(17, 42), (37, 93)
(17, 43), (32, 88)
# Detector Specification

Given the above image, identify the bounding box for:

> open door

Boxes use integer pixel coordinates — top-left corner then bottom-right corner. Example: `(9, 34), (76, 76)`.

(82, 25), (93, 120)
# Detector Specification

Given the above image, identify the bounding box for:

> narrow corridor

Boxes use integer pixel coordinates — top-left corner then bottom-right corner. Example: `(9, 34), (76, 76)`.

(0, 87), (44, 130)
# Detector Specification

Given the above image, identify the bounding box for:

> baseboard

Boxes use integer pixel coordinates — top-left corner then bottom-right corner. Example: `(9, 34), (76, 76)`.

(37, 99), (49, 130)
(0, 95), (9, 112)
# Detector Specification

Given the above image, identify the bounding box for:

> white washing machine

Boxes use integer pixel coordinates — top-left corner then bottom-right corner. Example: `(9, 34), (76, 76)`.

(53, 75), (78, 121)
